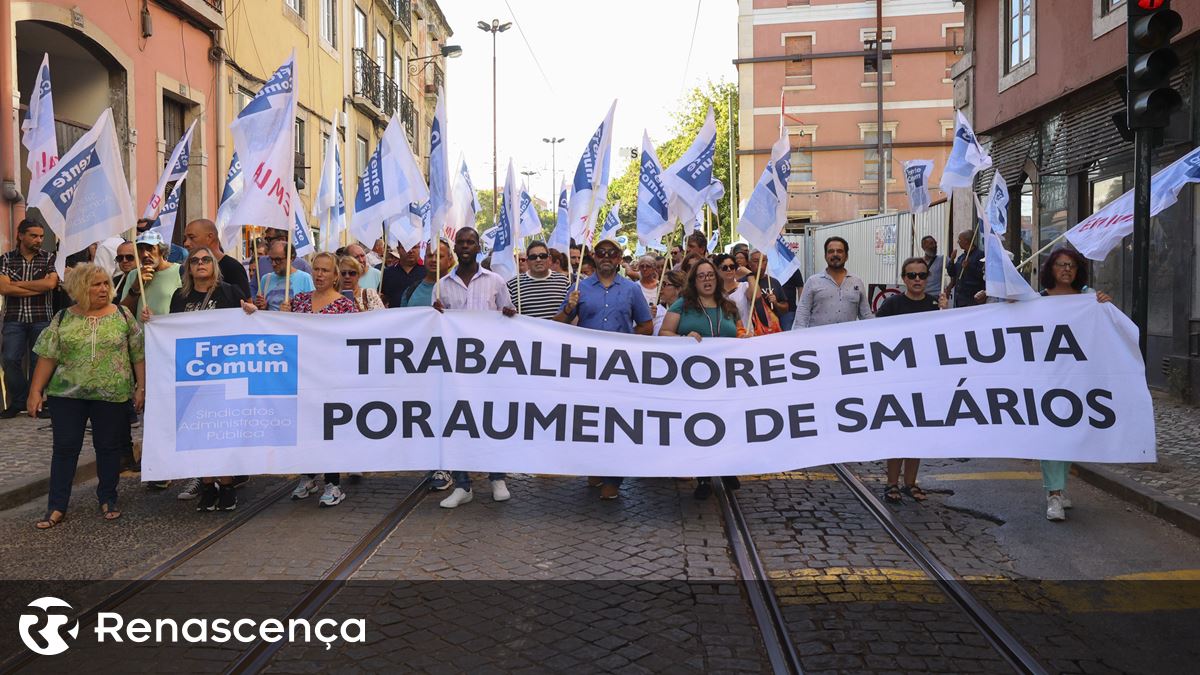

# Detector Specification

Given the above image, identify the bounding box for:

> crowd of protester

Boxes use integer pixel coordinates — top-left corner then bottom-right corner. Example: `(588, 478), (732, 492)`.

(0, 215), (1113, 529)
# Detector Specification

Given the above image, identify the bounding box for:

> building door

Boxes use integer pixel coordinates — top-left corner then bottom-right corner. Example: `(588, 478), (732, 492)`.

(162, 96), (188, 244)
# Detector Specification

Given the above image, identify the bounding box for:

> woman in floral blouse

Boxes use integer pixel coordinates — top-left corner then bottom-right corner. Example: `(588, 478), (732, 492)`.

(29, 263), (145, 528)
(338, 255), (384, 312)
(281, 252), (356, 506)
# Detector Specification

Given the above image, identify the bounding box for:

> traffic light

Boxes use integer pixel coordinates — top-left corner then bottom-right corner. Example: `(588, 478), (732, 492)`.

(1126, 0), (1183, 129)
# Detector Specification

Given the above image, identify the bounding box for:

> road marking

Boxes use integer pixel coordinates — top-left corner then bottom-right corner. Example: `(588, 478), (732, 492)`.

(925, 471), (1042, 481)
(1108, 569), (1200, 581)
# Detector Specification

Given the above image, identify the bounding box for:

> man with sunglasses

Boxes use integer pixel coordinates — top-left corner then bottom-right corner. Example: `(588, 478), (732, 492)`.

(555, 236), (653, 500)
(111, 241), (138, 299)
(255, 240), (314, 311)
(876, 257), (941, 318)
(507, 241), (569, 319)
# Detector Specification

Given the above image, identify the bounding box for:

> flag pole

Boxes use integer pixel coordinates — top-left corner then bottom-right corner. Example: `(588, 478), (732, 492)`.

(514, 244), (523, 314)
(378, 224), (387, 292)
(284, 227), (294, 302)
(1016, 231), (1068, 270)
(747, 252), (765, 337)
(435, 235), (442, 303)
(652, 226), (678, 307)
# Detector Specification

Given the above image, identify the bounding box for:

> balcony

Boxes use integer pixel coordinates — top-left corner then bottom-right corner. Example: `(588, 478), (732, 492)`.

(401, 91), (416, 146)
(382, 77), (399, 119)
(387, 0), (412, 37)
(162, 0), (224, 29)
(353, 49), (384, 112)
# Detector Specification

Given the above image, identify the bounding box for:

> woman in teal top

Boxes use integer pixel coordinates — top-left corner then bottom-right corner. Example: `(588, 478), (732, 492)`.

(659, 258), (747, 501)
(660, 259), (747, 340)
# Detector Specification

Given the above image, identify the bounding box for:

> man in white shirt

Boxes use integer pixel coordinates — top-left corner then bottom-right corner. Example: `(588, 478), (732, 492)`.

(435, 227), (517, 509)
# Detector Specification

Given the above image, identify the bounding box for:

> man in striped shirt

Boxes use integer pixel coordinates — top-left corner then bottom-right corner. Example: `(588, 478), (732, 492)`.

(436, 227), (517, 509)
(507, 240), (569, 320)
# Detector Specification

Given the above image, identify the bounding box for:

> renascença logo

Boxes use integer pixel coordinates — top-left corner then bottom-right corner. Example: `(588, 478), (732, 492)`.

(18, 597), (79, 656)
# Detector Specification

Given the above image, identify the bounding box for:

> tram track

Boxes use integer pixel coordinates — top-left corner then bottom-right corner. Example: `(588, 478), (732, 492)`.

(0, 479), (297, 674)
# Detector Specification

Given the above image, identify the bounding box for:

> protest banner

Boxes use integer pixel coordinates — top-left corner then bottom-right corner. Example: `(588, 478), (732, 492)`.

(142, 295), (1154, 480)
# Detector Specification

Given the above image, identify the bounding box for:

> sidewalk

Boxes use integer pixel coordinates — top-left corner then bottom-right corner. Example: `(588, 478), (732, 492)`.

(1075, 392), (1200, 538)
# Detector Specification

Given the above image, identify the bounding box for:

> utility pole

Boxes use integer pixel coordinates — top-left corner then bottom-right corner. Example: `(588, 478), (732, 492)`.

(477, 19), (512, 224)
(875, 0), (886, 213)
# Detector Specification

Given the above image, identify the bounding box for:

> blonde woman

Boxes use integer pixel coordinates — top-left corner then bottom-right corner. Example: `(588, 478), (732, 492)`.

(338, 255), (385, 311)
(29, 264), (145, 529)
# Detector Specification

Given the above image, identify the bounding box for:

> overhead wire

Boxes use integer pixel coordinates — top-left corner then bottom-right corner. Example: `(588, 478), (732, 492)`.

(679, 0), (703, 96)
(501, 0), (556, 95)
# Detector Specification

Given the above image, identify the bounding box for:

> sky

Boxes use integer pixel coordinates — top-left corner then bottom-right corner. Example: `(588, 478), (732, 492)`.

(440, 0), (737, 207)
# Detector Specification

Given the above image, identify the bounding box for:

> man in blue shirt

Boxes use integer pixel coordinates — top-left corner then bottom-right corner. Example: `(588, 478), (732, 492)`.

(554, 236), (652, 500)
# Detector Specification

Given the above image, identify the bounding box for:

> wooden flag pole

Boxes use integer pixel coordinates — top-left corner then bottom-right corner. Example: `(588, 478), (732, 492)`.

(652, 226), (678, 307)
(514, 244), (523, 314)
(378, 224), (388, 293)
(746, 252), (765, 337)
(284, 229), (294, 303)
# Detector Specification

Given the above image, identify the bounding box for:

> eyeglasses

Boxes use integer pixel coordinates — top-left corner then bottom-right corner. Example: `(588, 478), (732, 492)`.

(719, 264), (736, 272)
(115, 254), (136, 263)
(340, 270), (359, 277)
(188, 256), (214, 265)
(594, 249), (621, 259)
(695, 272), (717, 281)
(528, 253), (550, 260)
(269, 257), (285, 264)
(903, 271), (930, 280)
(1053, 262), (1077, 270)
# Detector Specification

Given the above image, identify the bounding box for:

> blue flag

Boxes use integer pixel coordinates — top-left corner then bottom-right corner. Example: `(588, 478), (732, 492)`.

(636, 131), (671, 251)
(738, 131), (791, 253)
(548, 178), (571, 251)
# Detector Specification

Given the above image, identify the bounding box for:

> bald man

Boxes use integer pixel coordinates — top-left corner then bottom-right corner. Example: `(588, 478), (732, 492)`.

(182, 218), (251, 297)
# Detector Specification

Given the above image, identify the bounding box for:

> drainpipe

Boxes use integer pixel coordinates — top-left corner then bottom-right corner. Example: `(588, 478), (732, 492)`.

(213, 29), (225, 217)
(0, 0), (22, 244)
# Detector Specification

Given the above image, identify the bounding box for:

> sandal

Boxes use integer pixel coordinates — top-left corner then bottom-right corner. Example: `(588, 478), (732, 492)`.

(35, 510), (66, 530)
(100, 502), (122, 521)
(902, 485), (928, 502)
(883, 484), (902, 503)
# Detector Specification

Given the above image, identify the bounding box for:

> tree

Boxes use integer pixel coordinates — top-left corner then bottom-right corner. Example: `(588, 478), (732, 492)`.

(474, 189), (495, 229)
(606, 79), (737, 252)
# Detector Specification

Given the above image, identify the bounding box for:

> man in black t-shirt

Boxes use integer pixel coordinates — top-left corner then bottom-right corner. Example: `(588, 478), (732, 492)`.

(876, 256), (942, 317)
(181, 219), (251, 298)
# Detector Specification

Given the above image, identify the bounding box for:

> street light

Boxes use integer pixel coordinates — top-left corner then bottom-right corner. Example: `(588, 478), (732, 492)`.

(478, 18), (512, 222)
(520, 170), (537, 203)
(542, 136), (565, 205)
(408, 44), (463, 76)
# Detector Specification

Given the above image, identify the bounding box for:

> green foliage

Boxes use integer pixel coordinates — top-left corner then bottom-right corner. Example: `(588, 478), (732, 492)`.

(606, 79), (738, 251)
(474, 189), (496, 229)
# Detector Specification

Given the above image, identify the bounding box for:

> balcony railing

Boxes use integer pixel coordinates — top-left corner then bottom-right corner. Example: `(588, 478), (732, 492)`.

(203, 0), (222, 9)
(382, 78), (400, 118)
(400, 91), (416, 145)
(434, 66), (444, 96)
(390, 0), (412, 35)
(353, 49), (384, 110)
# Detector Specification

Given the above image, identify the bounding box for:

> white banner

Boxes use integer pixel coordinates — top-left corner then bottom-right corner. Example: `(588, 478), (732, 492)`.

(142, 296), (1155, 480)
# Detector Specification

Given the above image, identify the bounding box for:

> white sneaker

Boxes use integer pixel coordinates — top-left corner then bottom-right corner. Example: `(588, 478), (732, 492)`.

(491, 480), (511, 502)
(1061, 492), (1073, 509)
(319, 483), (345, 507)
(1046, 494), (1066, 521)
(176, 478), (202, 500)
(291, 477), (319, 500)
(439, 487), (473, 508)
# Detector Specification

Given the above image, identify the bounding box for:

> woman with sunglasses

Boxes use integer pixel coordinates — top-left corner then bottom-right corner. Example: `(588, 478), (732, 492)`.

(338, 256), (385, 311)
(660, 260), (747, 500)
(157, 247), (256, 510)
(652, 270), (685, 336)
(713, 253), (757, 333)
(874, 257), (945, 504)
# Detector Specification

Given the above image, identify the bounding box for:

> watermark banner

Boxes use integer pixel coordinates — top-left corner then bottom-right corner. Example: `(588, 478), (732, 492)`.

(142, 296), (1155, 479)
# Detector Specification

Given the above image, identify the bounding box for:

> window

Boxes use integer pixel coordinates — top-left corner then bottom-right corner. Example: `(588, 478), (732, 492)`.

(354, 7), (367, 52)
(863, 29), (893, 83)
(235, 86), (254, 113)
(393, 51), (403, 82)
(376, 32), (388, 72)
(320, 0), (336, 47)
(295, 118), (307, 188)
(784, 36), (813, 87)
(863, 130), (893, 182)
(356, 135), (369, 175)
(1102, 0), (1125, 15)
(285, 0), (304, 18)
(1005, 0), (1033, 72)
(945, 26), (964, 80)
(790, 133), (813, 183)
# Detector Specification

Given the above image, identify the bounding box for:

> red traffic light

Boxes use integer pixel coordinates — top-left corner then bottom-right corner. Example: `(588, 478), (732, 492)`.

(1138, 0), (1165, 9)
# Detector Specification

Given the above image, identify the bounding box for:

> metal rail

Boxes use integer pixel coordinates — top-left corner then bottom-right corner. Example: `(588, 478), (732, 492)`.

(223, 478), (430, 674)
(713, 478), (804, 675)
(830, 464), (1049, 675)
(0, 479), (296, 673)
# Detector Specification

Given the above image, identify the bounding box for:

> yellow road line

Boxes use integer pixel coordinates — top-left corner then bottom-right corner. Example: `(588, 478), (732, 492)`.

(925, 471), (1042, 481)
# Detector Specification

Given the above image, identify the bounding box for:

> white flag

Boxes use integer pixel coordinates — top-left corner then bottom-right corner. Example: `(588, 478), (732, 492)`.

(985, 170), (1010, 235)
(902, 159), (934, 214)
(489, 161), (519, 281)
(1065, 145), (1200, 261)
(228, 52), (298, 232)
(518, 182), (543, 239)
(143, 119), (196, 220)
(216, 153), (245, 254)
(292, 186), (315, 258)
(429, 90), (451, 242)
(548, 179), (571, 251)
(148, 181), (185, 241)
(738, 131), (791, 253)
(767, 234), (802, 283)
(447, 156), (480, 241)
(350, 115), (428, 245)
(28, 109), (134, 278)
(598, 201), (622, 243)
(977, 194), (1038, 302)
(707, 228), (719, 253)
(315, 116), (346, 252)
(21, 53), (59, 200)
(662, 107), (718, 226)
(567, 100), (617, 246)
(636, 131), (671, 251)
(940, 110), (991, 191)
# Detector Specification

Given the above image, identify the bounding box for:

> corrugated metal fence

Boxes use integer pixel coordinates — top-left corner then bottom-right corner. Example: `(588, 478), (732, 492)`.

(803, 201), (951, 287)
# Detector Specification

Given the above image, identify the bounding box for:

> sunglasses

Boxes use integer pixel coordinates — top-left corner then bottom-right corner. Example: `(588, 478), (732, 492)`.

(340, 270), (359, 277)
(903, 271), (930, 280)
(115, 254), (136, 263)
(594, 249), (621, 259)
(528, 253), (550, 260)
(188, 256), (214, 265)
(719, 264), (736, 272)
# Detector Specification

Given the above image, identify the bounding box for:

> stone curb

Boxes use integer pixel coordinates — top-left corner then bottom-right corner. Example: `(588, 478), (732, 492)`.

(0, 458), (97, 512)
(1075, 462), (1200, 539)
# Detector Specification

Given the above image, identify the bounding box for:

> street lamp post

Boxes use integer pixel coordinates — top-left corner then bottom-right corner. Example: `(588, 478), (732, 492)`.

(477, 19), (512, 224)
(542, 136), (564, 204)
